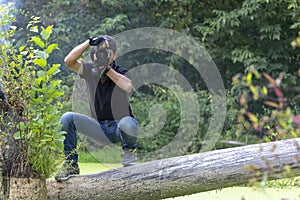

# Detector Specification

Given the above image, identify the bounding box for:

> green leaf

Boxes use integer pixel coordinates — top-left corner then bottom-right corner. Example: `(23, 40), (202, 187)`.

(54, 90), (64, 96)
(34, 50), (49, 60)
(45, 44), (59, 54)
(19, 46), (25, 52)
(246, 73), (252, 84)
(47, 90), (64, 98)
(29, 25), (39, 33)
(249, 85), (256, 95)
(35, 77), (45, 85)
(47, 64), (61, 75)
(41, 25), (53, 41)
(52, 79), (62, 88)
(37, 70), (46, 77)
(13, 131), (21, 139)
(38, 119), (44, 124)
(33, 58), (47, 68)
(19, 122), (26, 131)
(261, 86), (268, 95)
(35, 87), (46, 93)
(279, 118), (287, 128)
(31, 36), (45, 48)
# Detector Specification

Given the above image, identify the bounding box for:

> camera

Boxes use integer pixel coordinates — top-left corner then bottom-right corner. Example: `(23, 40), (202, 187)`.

(96, 49), (110, 64)
(90, 46), (111, 77)
(91, 47), (110, 68)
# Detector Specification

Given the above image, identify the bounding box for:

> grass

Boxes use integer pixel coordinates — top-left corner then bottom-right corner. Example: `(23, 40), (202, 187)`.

(78, 146), (122, 163)
(78, 162), (122, 175)
(79, 162), (300, 200)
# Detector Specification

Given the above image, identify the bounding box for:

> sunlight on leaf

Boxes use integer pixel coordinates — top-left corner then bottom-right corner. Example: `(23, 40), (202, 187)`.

(247, 112), (258, 123)
(29, 25), (39, 33)
(47, 64), (60, 75)
(31, 36), (45, 48)
(41, 25), (53, 41)
(263, 72), (277, 86)
(45, 44), (58, 54)
(261, 86), (268, 95)
(33, 58), (47, 68)
(264, 101), (279, 108)
(246, 73), (252, 84)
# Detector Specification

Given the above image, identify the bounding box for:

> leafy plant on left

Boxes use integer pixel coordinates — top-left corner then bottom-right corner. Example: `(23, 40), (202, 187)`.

(0, 3), (65, 181)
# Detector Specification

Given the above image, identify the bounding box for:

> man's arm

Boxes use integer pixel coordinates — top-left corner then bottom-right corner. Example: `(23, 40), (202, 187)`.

(106, 69), (133, 93)
(64, 40), (90, 74)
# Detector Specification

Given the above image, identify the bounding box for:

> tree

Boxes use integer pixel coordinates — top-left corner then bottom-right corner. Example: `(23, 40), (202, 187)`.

(47, 138), (300, 200)
(195, 0), (300, 87)
(9, 0), (300, 170)
(12, 0), (300, 87)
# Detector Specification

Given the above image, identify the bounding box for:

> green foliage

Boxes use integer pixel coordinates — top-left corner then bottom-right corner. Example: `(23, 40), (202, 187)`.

(10, 0), (300, 91)
(9, 0), (300, 161)
(129, 84), (263, 160)
(214, 90), (264, 149)
(195, 0), (300, 86)
(291, 31), (300, 47)
(0, 4), (65, 180)
(26, 21), (65, 178)
(131, 85), (236, 160)
(233, 67), (300, 141)
(266, 177), (300, 189)
(131, 85), (181, 158)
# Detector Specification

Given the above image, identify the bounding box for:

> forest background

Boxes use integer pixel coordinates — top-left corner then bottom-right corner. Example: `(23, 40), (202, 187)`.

(3, 0), (300, 162)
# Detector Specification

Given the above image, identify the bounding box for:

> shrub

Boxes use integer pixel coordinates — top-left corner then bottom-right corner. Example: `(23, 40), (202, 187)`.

(0, 5), (65, 181)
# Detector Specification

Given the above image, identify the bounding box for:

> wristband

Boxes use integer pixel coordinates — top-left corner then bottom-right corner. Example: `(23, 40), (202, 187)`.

(103, 65), (111, 74)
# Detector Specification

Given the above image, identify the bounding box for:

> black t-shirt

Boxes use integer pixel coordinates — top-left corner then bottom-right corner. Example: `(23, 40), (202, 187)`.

(80, 61), (134, 121)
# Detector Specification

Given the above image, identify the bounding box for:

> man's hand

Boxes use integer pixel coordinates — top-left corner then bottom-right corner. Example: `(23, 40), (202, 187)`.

(89, 36), (105, 46)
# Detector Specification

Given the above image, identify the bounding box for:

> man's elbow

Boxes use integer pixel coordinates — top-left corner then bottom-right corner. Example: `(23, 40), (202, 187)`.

(124, 80), (133, 93)
(64, 56), (72, 68)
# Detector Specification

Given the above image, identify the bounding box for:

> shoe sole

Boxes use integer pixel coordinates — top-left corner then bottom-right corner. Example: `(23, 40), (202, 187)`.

(55, 174), (79, 182)
(122, 163), (136, 167)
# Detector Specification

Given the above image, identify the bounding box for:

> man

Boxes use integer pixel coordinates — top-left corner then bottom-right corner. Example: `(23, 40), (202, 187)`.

(55, 35), (139, 181)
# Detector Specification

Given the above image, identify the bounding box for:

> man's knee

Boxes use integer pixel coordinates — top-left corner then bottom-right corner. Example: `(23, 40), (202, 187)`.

(118, 116), (139, 136)
(61, 112), (74, 125)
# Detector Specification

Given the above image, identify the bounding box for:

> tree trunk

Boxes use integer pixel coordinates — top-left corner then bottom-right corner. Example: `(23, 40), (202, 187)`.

(0, 177), (47, 200)
(47, 138), (300, 200)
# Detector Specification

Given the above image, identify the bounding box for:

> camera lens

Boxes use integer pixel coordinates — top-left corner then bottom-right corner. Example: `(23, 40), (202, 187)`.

(96, 49), (109, 61)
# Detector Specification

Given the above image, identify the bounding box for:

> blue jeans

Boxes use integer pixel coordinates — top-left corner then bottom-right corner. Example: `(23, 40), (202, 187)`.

(60, 112), (139, 163)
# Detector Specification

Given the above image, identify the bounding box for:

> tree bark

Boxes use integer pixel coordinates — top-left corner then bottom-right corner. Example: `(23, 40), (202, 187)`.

(47, 138), (300, 200)
(8, 178), (47, 200)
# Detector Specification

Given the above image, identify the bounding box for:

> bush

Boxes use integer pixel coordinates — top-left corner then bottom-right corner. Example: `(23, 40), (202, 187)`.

(0, 6), (65, 181)
(232, 66), (300, 141)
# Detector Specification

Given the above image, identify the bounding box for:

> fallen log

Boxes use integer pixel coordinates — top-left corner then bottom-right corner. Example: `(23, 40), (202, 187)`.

(47, 138), (300, 200)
